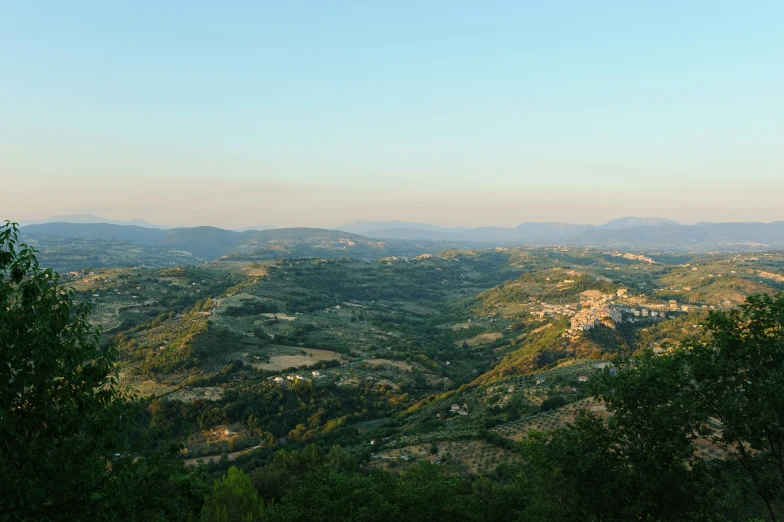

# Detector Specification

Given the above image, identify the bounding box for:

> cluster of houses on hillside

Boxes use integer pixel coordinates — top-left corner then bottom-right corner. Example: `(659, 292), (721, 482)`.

(527, 282), (700, 339)
(271, 371), (324, 386)
(529, 299), (578, 319)
(568, 295), (623, 336)
(449, 403), (469, 416)
(629, 308), (668, 318)
(605, 251), (657, 264)
(564, 289), (687, 337)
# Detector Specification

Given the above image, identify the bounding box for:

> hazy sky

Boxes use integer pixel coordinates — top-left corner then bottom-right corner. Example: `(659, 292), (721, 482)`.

(2, 2), (783, 228)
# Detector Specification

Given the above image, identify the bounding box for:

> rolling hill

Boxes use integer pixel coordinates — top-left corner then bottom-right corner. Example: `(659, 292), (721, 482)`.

(348, 219), (784, 250)
(18, 219), (784, 265)
(19, 223), (476, 270)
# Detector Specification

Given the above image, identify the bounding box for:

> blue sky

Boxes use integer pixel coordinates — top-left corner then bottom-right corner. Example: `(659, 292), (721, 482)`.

(2, 1), (783, 228)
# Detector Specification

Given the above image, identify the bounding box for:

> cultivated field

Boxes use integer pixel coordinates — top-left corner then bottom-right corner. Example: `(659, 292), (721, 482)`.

(128, 380), (179, 397)
(457, 332), (504, 347)
(249, 347), (344, 371)
(366, 359), (413, 371)
(166, 386), (224, 402)
(260, 312), (297, 321)
(492, 397), (608, 441)
(375, 439), (521, 475)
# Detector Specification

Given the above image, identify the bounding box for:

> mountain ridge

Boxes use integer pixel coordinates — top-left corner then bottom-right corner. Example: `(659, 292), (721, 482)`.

(20, 213), (172, 229)
(18, 218), (784, 257)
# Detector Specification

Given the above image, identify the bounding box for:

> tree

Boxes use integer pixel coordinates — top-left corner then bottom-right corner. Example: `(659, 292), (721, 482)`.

(246, 414), (261, 436)
(687, 293), (784, 521)
(538, 395), (566, 412)
(325, 445), (355, 472)
(595, 349), (712, 520)
(201, 466), (264, 522)
(0, 222), (133, 520)
(520, 411), (629, 521)
(99, 444), (208, 522)
(262, 467), (398, 522)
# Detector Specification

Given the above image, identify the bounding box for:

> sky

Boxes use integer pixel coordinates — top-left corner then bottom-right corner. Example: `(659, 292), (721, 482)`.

(2, 1), (783, 229)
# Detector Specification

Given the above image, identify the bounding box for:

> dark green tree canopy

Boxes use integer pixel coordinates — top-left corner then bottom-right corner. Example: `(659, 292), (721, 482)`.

(0, 222), (131, 520)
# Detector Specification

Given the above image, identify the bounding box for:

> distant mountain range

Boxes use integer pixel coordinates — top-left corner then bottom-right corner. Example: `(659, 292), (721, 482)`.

(338, 217), (784, 250)
(598, 216), (681, 229)
(338, 221), (470, 235)
(18, 222), (478, 263)
(20, 223), (354, 260)
(20, 213), (172, 229)
(19, 214), (284, 233)
(16, 217), (784, 260)
(338, 216), (678, 241)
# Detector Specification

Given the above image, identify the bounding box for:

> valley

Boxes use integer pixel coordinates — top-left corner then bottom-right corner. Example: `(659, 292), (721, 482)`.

(58, 238), (784, 478)
(6, 218), (784, 521)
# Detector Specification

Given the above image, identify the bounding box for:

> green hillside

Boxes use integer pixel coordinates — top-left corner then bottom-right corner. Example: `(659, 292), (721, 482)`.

(8, 222), (784, 520)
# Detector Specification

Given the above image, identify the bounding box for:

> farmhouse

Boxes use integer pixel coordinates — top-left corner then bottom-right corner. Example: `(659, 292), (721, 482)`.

(449, 403), (468, 416)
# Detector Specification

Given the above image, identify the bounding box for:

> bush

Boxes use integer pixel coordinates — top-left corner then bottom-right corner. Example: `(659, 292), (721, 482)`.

(539, 395), (566, 412)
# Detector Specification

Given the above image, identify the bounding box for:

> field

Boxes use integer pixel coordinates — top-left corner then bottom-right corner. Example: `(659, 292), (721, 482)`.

(260, 312), (297, 321)
(492, 397), (608, 441)
(128, 380), (179, 397)
(366, 359), (414, 371)
(456, 332), (504, 347)
(250, 347), (345, 371)
(166, 386), (224, 402)
(373, 439), (522, 475)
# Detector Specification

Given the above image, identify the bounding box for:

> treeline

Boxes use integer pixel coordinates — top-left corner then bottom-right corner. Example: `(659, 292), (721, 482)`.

(222, 298), (279, 316)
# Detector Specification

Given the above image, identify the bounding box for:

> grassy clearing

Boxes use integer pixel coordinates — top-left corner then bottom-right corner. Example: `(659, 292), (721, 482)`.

(366, 359), (413, 371)
(375, 440), (521, 475)
(166, 386), (224, 402)
(128, 380), (179, 397)
(249, 347), (344, 371)
(456, 332), (504, 347)
(492, 397), (608, 441)
(260, 312), (297, 320)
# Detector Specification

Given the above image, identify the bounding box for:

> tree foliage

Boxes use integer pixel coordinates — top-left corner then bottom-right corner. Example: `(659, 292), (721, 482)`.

(0, 222), (203, 521)
(201, 466), (264, 522)
(0, 222), (133, 520)
(688, 292), (784, 521)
